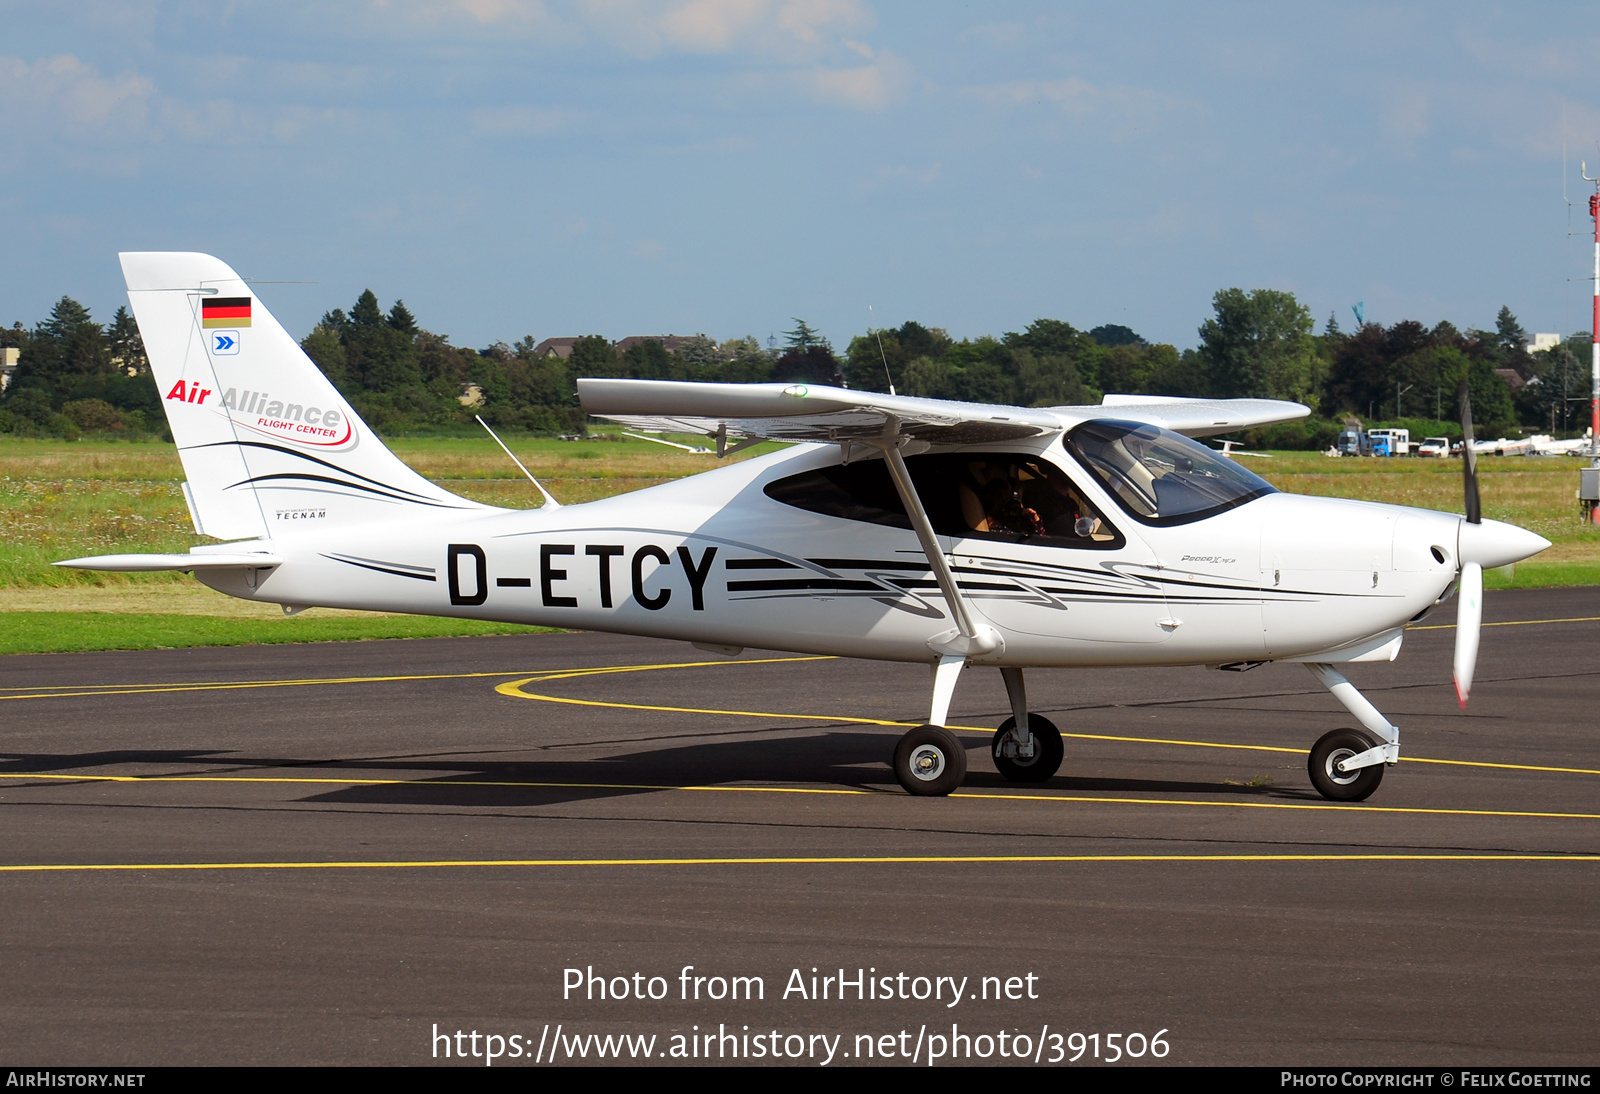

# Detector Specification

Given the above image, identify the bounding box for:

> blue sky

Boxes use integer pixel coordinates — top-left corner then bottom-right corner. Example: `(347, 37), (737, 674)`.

(3, 1), (1598, 351)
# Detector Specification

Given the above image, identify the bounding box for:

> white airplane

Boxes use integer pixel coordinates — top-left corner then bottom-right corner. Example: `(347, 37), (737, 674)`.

(1472, 437), (1529, 457)
(1526, 434), (1592, 457)
(1212, 439), (1273, 459)
(60, 253), (1551, 802)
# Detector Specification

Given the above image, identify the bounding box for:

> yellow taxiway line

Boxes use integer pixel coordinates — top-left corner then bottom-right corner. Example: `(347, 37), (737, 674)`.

(0, 853), (1594, 874)
(1410, 615), (1600, 631)
(3, 771), (1598, 822)
(6, 634), (1598, 779)
(0, 656), (828, 703)
(494, 676), (1600, 778)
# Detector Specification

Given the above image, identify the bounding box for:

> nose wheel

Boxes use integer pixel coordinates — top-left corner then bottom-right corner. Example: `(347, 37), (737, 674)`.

(1308, 728), (1385, 801)
(893, 725), (968, 796)
(992, 714), (1064, 781)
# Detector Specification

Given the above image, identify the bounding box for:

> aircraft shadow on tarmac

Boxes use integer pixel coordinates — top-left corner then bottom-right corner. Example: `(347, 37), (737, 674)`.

(2, 734), (1314, 807)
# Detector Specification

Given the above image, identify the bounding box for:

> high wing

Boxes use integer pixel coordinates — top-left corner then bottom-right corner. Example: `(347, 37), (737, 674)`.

(577, 379), (1309, 446)
(577, 379), (1061, 447)
(1089, 393), (1312, 438)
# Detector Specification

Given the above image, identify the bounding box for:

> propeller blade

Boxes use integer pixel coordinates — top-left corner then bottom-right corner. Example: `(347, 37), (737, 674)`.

(1453, 560), (1482, 708)
(1458, 378), (1481, 524)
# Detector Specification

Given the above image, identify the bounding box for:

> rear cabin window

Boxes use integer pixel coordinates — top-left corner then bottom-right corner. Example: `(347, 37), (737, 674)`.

(764, 452), (1123, 549)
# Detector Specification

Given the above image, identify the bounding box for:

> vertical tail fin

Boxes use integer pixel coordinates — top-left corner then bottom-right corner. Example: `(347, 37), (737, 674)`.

(121, 252), (489, 540)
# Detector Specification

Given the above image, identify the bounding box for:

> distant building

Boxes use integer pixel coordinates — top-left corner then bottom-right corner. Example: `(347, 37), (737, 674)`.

(0, 347), (17, 391)
(530, 335), (700, 359)
(1529, 333), (1561, 354)
(530, 337), (580, 359)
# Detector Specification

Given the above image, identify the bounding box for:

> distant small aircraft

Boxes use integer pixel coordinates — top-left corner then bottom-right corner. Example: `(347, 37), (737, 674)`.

(1212, 439), (1273, 459)
(1525, 434), (1592, 457)
(61, 254), (1550, 801)
(1472, 437), (1531, 457)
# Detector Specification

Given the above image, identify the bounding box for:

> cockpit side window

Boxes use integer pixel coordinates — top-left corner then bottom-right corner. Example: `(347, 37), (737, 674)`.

(1064, 419), (1277, 526)
(764, 452), (1124, 550)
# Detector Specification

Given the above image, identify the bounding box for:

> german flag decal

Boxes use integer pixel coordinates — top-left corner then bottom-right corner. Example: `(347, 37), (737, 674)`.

(202, 297), (252, 328)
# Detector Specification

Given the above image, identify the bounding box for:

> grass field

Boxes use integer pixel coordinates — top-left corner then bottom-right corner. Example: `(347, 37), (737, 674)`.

(0, 432), (772, 654)
(3, 433), (1597, 654)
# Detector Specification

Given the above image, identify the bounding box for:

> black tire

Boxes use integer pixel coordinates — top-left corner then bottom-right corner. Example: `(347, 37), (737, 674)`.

(991, 715), (1064, 781)
(893, 725), (968, 796)
(1308, 728), (1385, 802)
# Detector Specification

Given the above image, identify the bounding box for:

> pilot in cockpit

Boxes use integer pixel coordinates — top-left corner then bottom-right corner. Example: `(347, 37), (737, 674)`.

(957, 458), (1106, 542)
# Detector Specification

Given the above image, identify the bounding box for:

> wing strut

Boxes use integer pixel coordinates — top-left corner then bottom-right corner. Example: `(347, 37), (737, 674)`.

(864, 418), (1003, 726)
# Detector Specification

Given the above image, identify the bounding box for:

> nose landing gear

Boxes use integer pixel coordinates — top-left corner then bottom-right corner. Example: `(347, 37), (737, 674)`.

(1304, 663), (1401, 802)
(1307, 727), (1385, 801)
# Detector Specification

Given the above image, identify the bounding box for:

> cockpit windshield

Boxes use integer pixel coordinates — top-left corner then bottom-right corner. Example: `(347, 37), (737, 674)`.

(1064, 419), (1276, 526)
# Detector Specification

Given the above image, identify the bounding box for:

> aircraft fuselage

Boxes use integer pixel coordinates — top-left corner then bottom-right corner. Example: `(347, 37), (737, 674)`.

(198, 439), (1467, 668)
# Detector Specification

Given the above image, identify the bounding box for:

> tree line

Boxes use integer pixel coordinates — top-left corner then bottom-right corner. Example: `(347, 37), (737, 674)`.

(1, 285), (1579, 447)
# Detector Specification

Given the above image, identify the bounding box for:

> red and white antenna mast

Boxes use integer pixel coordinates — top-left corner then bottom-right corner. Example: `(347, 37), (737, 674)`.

(1585, 161), (1600, 464)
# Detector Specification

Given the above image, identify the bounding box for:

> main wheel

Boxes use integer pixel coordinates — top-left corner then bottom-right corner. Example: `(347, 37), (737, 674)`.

(893, 725), (968, 796)
(1308, 728), (1384, 801)
(991, 715), (1064, 781)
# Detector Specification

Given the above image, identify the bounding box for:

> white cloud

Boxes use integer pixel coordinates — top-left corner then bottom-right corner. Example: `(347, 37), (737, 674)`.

(376, 0), (556, 27)
(657, 0), (771, 51)
(394, 0), (878, 64)
(959, 22), (1024, 49)
(0, 55), (154, 138)
(800, 49), (908, 111)
(455, 0), (551, 22)
(965, 77), (1199, 133)
(471, 105), (570, 135)
(1379, 85), (1430, 152)
(1455, 29), (1600, 83)
(774, 0), (871, 46)
(852, 161), (940, 198)
(275, 1), (901, 113)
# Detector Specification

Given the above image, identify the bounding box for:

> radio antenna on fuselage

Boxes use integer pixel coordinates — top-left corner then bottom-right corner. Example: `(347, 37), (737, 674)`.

(475, 415), (561, 509)
(869, 304), (896, 396)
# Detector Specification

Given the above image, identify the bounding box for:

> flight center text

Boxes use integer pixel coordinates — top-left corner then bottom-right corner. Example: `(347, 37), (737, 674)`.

(448, 542), (719, 611)
(564, 966), (1040, 1007)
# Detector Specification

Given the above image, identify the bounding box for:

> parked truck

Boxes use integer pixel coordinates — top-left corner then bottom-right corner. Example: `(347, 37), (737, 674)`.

(1366, 428), (1411, 456)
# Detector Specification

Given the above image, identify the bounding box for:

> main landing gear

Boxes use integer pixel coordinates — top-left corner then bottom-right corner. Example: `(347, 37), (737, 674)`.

(893, 725), (967, 796)
(991, 665), (1063, 782)
(1303, 663), (1401, 803)
(992, 715), (1064, 782)
(891, 662), (1062, 795)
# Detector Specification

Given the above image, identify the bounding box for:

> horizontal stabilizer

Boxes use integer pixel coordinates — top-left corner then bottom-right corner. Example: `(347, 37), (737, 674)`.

(54, 552), (283, 572)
